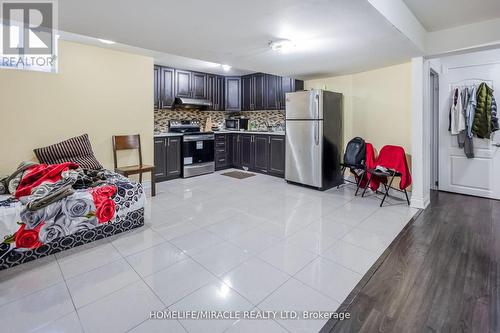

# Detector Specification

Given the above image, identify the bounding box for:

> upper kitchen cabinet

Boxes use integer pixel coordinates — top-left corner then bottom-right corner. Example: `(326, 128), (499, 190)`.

(265, 74), (280, 110)
(175, 69), (208, 100)
(154, 65), (303, 111)
(241, 75), (252, 111)
(280, 77), (304, 108)
(155, 66), (175, 109)
(242, 73), (265, 111)
(192, 72), (207, 99)
(207, 75), (225, 111)
(175, 69), (192, 98)
(225, 76), (241, 111)
(154, 66), (160, 109)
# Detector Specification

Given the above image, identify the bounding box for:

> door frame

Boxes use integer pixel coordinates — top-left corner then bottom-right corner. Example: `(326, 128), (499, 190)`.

(429, 69), (439, 190)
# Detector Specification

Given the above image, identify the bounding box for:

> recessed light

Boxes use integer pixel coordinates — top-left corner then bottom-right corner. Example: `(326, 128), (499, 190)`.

(221, 64), (231, 72)
(269, 39), (296, 53)
(98, 38), (115, 45)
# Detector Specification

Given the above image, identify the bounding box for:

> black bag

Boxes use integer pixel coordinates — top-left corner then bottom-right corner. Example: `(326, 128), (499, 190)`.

(343, 137), (366, 166)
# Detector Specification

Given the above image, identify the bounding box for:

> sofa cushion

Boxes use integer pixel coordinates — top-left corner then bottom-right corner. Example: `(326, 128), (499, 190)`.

(33, 134), (103, 170)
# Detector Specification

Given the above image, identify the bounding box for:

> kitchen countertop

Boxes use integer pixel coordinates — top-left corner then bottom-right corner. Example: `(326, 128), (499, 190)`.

(154, 130), (285, 137)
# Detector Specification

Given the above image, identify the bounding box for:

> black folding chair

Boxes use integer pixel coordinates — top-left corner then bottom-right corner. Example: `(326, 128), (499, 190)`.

(361, 168), (410, 207)
(339, 163), (366, 196)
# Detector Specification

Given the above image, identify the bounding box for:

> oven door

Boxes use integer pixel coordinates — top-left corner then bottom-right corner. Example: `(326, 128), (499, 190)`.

(183, 135), (215, 165)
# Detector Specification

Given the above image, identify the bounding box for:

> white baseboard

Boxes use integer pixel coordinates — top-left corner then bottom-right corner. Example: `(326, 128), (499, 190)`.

(411, 195), (430, 209)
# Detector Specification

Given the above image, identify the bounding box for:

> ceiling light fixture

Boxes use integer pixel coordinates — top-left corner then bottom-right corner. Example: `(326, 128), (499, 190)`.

(98, 38), (115, 45)
(221, 64), (231, 72)
(269, 39), (296, 53)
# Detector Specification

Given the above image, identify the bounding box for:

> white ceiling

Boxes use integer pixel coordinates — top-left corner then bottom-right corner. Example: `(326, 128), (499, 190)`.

(403, 0), (500, 32)
(59, 0), (421, 79)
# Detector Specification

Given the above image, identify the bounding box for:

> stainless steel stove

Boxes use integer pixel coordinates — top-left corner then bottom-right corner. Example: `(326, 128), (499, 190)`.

(169, 120), (215, 178)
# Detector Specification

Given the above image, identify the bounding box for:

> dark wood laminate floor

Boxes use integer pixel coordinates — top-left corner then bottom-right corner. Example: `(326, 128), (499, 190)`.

(322, 191), (499, 333)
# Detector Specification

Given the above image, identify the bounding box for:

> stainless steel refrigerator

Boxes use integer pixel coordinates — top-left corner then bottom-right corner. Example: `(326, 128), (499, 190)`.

(285, 89), (343, 190)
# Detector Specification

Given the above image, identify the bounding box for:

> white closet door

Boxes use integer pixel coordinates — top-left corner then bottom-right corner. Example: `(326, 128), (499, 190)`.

(438, 53), (500, 200)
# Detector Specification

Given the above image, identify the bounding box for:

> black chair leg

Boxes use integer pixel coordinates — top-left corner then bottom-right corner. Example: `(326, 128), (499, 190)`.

(380, 175), (396, 207)
(354, 171), (365, 196)
(361, 172), (373, 197)
(404, 188), (410, 205)
(338, 166), (346, 189)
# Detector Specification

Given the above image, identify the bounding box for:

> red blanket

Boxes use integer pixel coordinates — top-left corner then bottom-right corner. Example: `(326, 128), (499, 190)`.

(15, 162), (79, 198)
(356, 142), (377, 189)
(370, 145), (412, 190)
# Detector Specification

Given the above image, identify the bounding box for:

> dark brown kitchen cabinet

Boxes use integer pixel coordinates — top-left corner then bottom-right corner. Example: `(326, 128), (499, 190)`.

(237, 134), (270, 173)
(225, 77), (241, 111)
(254, 135), (269, 173)
(280, 77), (304, 109)
(268, 135), (285, 177)
(154, 66), (160, 109)
(215, 134), (229, 170)
(241, 75), (252, 111)
(207, 75), (225, 111)
(219, 133), (284, 177)
(154, 138), (167, 179)
(154, 136), (182, 182)
(265, 74), (280, 110)
(154, 66), (175, 109)
(231, 134), (241, 167)
(175, 70), (192, 98)
(240, 134), (254, 169)
(192, 72), (207, 99)
(242, 74), (266, 111)
(254, 74), (266, 110)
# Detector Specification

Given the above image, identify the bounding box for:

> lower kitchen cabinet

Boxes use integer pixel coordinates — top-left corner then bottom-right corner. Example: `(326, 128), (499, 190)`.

(231, 134), (241, 167)
(215, 134), (230, 170)
(154, 136), (182, 182)
(254, 135), (269, 173)
(225, 133), (284, 177)
(240, 134), (254, 169)
(268, 135), (285, 177)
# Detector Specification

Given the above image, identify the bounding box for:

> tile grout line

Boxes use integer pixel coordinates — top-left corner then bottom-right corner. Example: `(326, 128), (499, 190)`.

(54, 254), (87, 333)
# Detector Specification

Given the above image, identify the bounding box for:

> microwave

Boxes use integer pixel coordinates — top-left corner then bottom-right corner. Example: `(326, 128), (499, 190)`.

(225, 118), (249, 131)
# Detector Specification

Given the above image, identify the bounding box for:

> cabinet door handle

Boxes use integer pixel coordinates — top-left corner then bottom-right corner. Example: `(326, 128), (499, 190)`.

(167, 139), (170, 147)
(268, 136), (270, 144)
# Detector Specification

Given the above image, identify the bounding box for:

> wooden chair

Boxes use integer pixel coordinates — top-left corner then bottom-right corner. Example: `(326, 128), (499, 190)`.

(112, 135), (155, 197)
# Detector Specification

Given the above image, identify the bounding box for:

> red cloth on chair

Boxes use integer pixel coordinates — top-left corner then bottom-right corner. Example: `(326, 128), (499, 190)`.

(355, 142), (377, 189)
(370, 145), (412, 191)
(15, 162), (79, 198)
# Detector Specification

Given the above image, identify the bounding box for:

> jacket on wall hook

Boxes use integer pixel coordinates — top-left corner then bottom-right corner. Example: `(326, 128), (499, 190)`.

(449, 82), (498, 158)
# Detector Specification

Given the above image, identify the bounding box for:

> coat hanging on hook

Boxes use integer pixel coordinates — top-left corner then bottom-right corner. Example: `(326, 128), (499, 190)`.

(472, 82), (496, 139)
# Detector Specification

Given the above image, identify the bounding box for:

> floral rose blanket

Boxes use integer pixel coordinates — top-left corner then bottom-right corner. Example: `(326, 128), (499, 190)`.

(0, 164), (145, 260)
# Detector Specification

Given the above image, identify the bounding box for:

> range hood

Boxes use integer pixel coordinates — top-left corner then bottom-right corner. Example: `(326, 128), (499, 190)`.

(173, 97), (212, 109)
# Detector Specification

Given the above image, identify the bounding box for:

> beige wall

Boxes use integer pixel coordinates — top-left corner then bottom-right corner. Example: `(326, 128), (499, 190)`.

(0, 41), (154, 179)
(306, 62), (412, 153)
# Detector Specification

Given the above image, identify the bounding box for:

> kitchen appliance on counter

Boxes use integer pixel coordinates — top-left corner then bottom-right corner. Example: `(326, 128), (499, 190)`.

(225, 117), (249, 131)
(169, 120), (215, 178)
(285, 90), (343, 190)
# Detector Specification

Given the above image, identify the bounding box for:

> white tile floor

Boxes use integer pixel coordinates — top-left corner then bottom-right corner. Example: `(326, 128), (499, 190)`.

(0, 169), (418, 333)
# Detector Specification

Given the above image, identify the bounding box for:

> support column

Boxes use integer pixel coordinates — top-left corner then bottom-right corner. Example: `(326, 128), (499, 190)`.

(411, 57), (430, 209)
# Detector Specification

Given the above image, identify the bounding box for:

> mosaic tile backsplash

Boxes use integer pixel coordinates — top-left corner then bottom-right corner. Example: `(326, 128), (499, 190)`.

(154, 109), (285, 134)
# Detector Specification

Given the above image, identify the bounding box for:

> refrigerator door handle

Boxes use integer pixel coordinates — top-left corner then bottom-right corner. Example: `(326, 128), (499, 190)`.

(315, 93), (320, 119)
(315, 121), (319, 145)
